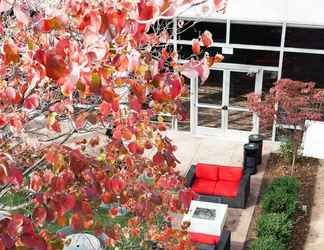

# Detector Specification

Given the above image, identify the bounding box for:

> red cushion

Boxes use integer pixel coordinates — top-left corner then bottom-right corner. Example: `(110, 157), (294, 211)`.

(214, 180), (240, 198)
(196, 163), (219, 181)
(190, 232), (220, 245)
(192, 178), (217, 195)
(218, 166), (243, 182)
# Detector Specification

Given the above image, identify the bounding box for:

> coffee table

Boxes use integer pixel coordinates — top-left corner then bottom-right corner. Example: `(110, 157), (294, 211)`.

(182, 200), (228, 236)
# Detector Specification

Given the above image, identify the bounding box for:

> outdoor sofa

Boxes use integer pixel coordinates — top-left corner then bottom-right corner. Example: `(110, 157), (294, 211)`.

(190, 231), (231, 250)
(185, 163), (250, 208)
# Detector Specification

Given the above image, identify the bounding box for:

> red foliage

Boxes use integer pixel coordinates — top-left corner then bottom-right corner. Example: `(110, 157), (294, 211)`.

(248, 79), (324, 129)
(0, 0), (224, 249)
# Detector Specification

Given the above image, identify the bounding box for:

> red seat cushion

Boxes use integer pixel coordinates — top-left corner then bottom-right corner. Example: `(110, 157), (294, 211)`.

(218, 166), (243, 182)
(189, 232), (220, 245)
(214, 180), (240, 198)
(196, 163), (219, 181)
(192, 178), (217, 195)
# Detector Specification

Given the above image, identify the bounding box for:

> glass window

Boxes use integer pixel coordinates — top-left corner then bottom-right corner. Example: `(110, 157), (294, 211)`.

(198, 108), (222, 128)
(198, 70), (223, 106)
(282, 52), (324, 88)
(285, 27), (324, 50)
(178, 77), (191, 131)
(223, 49), (280, 67)
(230, 24), (282, 46)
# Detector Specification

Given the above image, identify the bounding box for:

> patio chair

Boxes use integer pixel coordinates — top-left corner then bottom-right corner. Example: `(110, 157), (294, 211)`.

(190, 230), (231, 250)
(185, 163), (250, 208)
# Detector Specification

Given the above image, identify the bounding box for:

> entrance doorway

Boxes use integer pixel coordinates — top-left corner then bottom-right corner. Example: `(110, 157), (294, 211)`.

(192, 65), (263, 138)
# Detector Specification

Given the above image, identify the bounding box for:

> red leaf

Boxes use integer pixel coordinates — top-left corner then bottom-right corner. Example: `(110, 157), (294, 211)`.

(70, 213), (83, 231)
(99, 101), (112, 117)
(0, 240), (4, 250)
(129, 96), (142, 112)
(153, 152), (165, 165)
(62, 193), (76, 211)
(44, 51), (67, 81)
(79, 10), (102, 32)
(50, 121), (61, 132)
(30, 174), (42, 192)
(201, 31), (213, 48)
(3, 40), (20, 65)
(111, 207), (118, 216)
(24, 94), (39, 110)
(8, 166), (23, 186)
(21, 233), (47, 250)
(128, 142), (137, 154)
(0, 114), (7, 127)
(0, 233), (14, 249)
(32, 207), (47, 226)
(138, 0), (156, 21)
(38, 16), (66, 32)
(179, 189), (198, 210)
(192, 39), (201, 55)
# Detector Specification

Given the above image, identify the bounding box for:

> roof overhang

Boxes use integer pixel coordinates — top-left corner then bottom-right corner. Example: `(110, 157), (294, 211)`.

(178, 0), (324, 27)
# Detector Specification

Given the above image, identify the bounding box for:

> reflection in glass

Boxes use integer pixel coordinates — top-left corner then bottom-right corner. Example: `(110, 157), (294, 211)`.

(198, 70), (223, 106)
(229, 72), (255, 108)
(228, 110), (253, 131)
(198, 108), (222, 128)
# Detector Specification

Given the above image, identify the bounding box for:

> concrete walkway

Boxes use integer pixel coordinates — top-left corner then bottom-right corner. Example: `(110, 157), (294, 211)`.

(304, 160), (324, 250)
(166, 131), (278, 250)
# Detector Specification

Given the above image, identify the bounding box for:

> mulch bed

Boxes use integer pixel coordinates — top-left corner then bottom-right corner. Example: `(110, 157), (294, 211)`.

(244, 153), (319, 250)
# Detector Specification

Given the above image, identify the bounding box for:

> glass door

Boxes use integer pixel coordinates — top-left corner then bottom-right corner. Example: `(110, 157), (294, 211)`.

(226, 71), (257, 132)
(193, 67), (262, 137)
(196, 70), (225, 132)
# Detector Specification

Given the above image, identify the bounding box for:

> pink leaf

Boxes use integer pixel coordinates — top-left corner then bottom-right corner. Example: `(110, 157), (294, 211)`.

(24, 94), (39, 110)
(213, 0), (226, 11)
(99, 101), (112, 116)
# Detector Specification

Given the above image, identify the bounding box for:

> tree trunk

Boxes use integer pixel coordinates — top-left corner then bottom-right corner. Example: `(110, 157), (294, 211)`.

(291, 142), (298, 175)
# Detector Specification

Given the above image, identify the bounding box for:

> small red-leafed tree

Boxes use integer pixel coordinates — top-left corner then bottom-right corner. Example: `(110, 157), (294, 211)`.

(248, 79), (324, 172)
(0, 0), (225, 249)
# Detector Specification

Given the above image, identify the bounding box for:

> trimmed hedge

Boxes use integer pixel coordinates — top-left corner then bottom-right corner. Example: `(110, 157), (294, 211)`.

(256, 213), (293, 245)
(261, 176), (300, 217)
(250, 176), (301, 249)
(251, 236), (286, 250)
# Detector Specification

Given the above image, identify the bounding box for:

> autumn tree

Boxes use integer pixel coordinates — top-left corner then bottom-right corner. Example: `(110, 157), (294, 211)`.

(0, 0), (225, 249)
(248, 79), (324, 172)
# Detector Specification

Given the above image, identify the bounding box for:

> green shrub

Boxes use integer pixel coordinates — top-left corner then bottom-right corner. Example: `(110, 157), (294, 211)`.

(256, 213), (293, 245)
(279, 136), (294, 164)
(251, 236), (286, 250)
(261, 176), (300, 217)
(268, 176), (300, 195)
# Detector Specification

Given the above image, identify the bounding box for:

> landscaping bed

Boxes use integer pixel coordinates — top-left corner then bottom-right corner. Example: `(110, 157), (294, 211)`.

(244, 153), (319, 250)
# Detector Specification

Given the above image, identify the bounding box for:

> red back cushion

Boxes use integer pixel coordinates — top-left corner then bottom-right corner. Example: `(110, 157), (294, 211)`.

(190, 232), (220, 245)
(218, 166), (243, 182)
(195, 163), (219, 181)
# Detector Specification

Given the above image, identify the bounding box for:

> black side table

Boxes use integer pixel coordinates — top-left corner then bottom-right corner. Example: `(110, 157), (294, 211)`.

(243, 143), (258, 175)
(249, 134), (263, 165)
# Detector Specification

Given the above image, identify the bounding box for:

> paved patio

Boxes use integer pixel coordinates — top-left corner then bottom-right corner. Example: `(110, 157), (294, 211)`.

(305, 160), (324, 250)
(166, 131), (279, 250)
